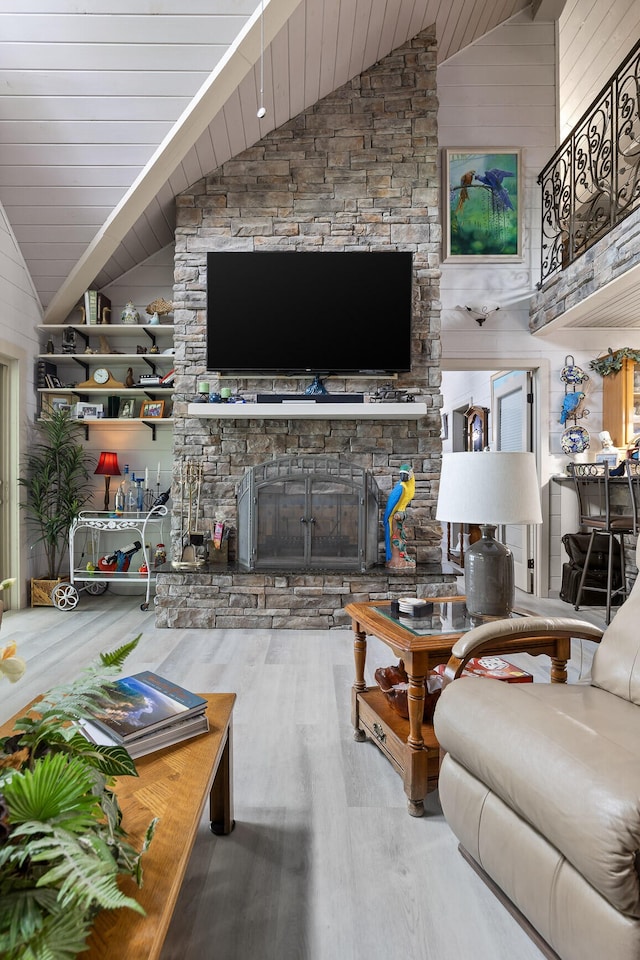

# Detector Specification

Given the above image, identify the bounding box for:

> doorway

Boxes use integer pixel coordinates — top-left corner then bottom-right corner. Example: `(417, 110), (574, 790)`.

(441, 363), (544, 597)
(0, 355), (20, 610)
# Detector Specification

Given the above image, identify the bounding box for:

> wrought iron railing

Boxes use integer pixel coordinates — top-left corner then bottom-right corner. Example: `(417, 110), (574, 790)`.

(538, 38), (640, 286)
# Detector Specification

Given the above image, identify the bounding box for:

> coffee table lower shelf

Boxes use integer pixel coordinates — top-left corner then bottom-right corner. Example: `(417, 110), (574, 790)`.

(352, 686), (441, 817)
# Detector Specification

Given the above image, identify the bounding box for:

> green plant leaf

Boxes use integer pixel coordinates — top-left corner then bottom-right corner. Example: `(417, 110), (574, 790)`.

(99, 634), (141, 669)
(4, 754), (99, 828)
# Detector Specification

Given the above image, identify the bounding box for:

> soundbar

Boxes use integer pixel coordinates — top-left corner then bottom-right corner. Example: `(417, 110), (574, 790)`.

(256, 394), (364, 404)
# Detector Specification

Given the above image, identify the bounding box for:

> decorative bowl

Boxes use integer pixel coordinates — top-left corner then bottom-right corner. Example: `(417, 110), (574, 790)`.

(374, 661), (442, 721)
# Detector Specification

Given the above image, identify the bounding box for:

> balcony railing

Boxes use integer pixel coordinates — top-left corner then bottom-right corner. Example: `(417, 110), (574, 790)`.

(538, 38), (640, 286)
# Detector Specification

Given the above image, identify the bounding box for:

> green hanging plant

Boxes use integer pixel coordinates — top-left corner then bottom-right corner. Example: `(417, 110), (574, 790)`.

(0, 635), (157, 960)
(590, 347), (640, 377)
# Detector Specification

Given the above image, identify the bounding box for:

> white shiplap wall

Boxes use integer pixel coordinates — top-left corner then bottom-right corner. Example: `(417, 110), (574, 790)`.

(437, 11), (636, 596)
(0, 200), (44, 602)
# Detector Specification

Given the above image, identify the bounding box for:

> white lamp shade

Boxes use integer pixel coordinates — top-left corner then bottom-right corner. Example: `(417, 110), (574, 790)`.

(436, 451), (543, 526)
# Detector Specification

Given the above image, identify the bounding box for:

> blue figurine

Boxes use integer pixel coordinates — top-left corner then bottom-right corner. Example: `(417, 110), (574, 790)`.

(384, 464), (415, 566)
(560, 391), (585, 425)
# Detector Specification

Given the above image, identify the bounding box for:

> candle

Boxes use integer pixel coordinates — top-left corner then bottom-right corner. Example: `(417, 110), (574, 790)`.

(157, 462), (161, 485)
(198, 380), (210, 394)
(145, 467), (149, 488)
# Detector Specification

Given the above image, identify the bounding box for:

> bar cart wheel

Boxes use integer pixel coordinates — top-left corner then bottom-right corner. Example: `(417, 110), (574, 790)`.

(85, 581), (109, 596)
(51, 582), (80, 611)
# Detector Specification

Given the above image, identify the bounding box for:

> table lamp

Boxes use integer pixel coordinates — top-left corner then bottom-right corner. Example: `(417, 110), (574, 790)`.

(94, 451), (121, 511)
(436, 451), (543, 619)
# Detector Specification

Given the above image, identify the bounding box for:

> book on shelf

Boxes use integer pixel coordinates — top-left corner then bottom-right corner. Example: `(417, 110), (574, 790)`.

(82, 671), (208, 743)
(97, 291), (111, 325)
(159, 368), (175, 386)
(36, 359), (57, 388)
(84, 288), (99, 325)
(80, 711), (210, 759)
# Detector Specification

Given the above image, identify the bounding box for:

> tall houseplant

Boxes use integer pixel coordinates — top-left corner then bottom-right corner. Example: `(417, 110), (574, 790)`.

(19, 410), (94, 580)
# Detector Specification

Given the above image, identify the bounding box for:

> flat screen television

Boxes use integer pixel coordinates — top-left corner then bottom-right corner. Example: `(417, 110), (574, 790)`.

(206, 250), (413, 375)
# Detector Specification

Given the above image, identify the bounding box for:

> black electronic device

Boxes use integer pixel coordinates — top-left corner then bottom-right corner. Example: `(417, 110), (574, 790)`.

(206, 250), (413, 375)
(256, 393), (364, 403)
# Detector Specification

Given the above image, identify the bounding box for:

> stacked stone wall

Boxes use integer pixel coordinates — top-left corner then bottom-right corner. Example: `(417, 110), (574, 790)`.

(156, 27), (451, 628)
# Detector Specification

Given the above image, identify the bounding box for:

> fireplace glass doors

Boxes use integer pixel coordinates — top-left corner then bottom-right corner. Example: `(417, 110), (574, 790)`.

(237, 456), (380, 571)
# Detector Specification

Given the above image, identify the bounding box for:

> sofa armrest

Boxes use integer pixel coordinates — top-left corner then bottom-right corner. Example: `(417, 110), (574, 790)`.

(441, 616), (604, 685)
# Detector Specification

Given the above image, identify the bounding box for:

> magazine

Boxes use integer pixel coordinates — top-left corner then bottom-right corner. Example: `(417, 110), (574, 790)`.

(86, 671), (207, 743)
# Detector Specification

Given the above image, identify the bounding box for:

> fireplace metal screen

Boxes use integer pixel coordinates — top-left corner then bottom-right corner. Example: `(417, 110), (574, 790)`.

(237, 456), (380, 571)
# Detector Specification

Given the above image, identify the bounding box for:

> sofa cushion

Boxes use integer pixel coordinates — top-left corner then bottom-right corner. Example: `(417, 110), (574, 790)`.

(434, 678), (640, 917)
(592, 571), (640, 703)
(592, 538), (640, 704)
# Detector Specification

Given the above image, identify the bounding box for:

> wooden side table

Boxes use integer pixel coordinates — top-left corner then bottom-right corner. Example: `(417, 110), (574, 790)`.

(347, 599), (574, 817)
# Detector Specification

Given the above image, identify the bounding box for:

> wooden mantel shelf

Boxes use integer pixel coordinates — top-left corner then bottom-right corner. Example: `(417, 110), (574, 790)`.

(187, 401), (428, 420)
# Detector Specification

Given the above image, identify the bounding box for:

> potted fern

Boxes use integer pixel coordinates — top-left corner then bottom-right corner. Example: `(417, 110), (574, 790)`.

(19, 409), (94, 605)
(0, 635), (156, 959)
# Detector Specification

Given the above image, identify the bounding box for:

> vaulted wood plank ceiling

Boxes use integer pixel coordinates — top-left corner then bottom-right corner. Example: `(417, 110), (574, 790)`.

(0, 0), (637, 326)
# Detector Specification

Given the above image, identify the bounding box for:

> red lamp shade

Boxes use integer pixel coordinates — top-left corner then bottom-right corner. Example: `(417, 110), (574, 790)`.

(94, 452), (121, 511)
(95, 451), (121, 477)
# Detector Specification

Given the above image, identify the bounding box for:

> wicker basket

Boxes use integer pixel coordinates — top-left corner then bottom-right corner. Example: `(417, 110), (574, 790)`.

(30, 578), (66, 607)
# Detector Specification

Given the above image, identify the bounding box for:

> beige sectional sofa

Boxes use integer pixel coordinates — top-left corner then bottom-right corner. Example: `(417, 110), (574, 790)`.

(434, 566), (640, 960)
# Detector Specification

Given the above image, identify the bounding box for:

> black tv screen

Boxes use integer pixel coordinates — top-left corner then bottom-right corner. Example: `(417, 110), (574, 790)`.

(206, 250), (413, 375)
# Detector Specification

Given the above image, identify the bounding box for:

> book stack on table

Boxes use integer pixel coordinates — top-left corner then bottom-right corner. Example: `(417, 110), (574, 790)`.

(80, 672), (209, 758)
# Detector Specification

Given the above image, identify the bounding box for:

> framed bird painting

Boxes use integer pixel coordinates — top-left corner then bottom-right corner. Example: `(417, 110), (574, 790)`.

(443, 149), (522, 260)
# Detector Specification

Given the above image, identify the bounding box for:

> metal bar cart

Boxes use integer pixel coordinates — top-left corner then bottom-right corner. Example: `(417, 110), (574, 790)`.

(51, 504), (168, 611)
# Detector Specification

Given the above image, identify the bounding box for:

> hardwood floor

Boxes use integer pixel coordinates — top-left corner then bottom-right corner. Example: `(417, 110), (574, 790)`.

(0, 588), (606, 960)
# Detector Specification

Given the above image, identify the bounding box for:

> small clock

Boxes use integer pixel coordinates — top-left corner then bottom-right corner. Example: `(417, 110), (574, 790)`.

(75, 368), (124, 389)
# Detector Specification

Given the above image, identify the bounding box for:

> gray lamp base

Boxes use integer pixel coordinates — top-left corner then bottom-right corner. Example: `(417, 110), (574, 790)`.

(465, 524), (514, 620)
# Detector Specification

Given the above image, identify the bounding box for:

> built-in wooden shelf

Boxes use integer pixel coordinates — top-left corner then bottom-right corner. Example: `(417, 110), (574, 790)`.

(187, 402), (428, 420)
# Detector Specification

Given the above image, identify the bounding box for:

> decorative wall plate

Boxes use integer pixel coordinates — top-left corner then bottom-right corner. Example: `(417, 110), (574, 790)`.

(560, 355), (589, 385)
(561, 425), (590, 454)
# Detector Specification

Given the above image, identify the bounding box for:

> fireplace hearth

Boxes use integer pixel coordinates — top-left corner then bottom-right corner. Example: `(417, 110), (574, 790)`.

(237, 456), (380, 572)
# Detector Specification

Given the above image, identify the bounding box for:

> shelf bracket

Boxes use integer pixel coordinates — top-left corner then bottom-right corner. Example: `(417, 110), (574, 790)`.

(141, 420), (158, 441)
(71, 357), (90, 378)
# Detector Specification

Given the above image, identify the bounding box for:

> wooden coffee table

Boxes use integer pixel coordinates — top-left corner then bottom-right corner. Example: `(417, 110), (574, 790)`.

(347, 599), (573, 817)
(0, 692), (236, 960)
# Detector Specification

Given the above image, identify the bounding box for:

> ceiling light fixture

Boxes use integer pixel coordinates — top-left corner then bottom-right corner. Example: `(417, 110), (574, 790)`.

(465, 304), (500, 327)
(257, 0), (266, 119)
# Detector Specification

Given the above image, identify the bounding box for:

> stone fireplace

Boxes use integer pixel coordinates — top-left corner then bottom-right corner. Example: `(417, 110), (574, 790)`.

(154, 25), (453, 629)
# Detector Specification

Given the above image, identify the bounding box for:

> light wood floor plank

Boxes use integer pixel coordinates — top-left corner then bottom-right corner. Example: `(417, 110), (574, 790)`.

(0, 589), (607, 959)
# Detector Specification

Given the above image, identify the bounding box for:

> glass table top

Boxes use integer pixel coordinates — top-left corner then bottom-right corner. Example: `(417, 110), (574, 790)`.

(374, 600), (519, 637)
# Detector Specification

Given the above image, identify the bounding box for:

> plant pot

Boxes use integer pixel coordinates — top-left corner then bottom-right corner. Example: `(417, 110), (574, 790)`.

(30, 577), (67, 608)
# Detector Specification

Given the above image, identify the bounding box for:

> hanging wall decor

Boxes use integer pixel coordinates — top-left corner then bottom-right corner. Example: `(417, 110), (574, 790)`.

(443, 149), (522, 260)
(559, 355), (591, 454)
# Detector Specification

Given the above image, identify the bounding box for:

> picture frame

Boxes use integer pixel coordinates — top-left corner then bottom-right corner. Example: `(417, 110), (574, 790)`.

(443, 149), (522, 260)
(41, 393), (74, 418)
(140, 400), (165, 419)
(118, 399), (136, 419)
(71, 401), (103, 420)
(465, 405), (489, 452)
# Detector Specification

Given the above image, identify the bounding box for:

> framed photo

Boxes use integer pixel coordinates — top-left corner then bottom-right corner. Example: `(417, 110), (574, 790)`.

(71, 402), (103, 420)
(443, 149), (522, 260)
(118, 399), (136, 419)
(465, 406), (489, 452)
(41, 393), (74, 418)
(140, 400), (165, 419)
